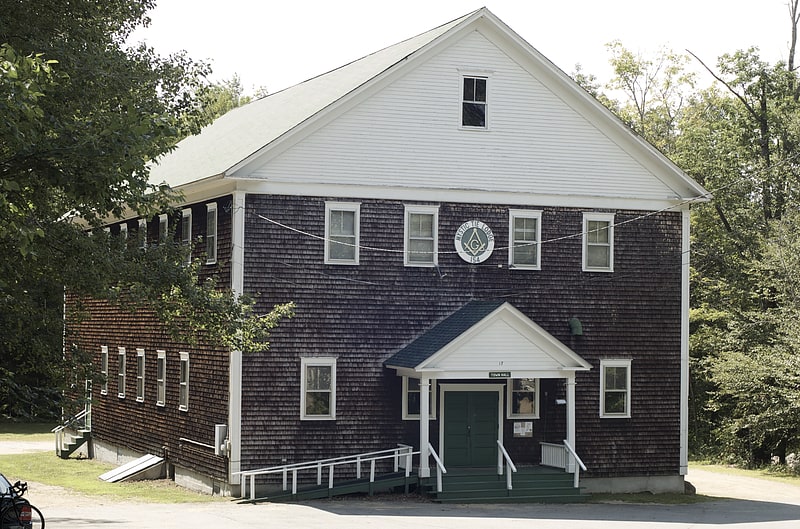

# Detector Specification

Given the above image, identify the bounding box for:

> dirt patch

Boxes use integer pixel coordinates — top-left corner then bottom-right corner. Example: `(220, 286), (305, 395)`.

(0, 440), (52, 455)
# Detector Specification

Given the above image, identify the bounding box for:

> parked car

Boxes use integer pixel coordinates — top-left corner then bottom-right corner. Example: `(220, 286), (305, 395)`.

(0, 474), (44, 529)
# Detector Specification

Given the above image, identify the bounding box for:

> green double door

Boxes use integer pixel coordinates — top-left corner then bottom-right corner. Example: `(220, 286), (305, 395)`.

(443, 391), (499, 467)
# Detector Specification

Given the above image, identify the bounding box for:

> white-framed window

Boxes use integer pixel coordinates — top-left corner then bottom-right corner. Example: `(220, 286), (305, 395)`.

(100, 346), (108, 395)
(507, 378), (539, 419)
(461, 75), (488, 128)
(509, 209), (542, 269)
(402, 377), (437, 420)
(324, 202), (360, 265)
(206, 203), (217, 265)
(119, 223), (128, 241)
(136, 348), (145, 402)
(179, 352), (190, 411)
(156, 350), (166, 407)
(600, 359), (631, 418)
(158, 214), (168, 244)
(404, 205), (438, 266)
(300, 357), (336, 420)
(181, 208), (192, 266)
(138, 218), (147, 249)
(117, 347), (126, 398)
(583, 212), (614, 272)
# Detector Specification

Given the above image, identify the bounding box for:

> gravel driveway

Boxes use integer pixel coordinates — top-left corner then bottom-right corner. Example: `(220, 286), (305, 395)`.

(4, 441), (800, 528)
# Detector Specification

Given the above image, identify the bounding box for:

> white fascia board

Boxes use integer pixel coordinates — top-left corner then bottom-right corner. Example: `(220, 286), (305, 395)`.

(232, 179), (698, 212)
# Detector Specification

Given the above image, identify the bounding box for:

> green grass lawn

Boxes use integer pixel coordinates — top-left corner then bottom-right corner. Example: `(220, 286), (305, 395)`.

(0, 423), (223, 503)
(691, 461), (800, 486)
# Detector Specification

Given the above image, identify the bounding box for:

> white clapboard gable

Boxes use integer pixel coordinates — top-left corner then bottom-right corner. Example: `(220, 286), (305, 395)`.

(416, 302), (591, 379)
(150, 8), (708, 208)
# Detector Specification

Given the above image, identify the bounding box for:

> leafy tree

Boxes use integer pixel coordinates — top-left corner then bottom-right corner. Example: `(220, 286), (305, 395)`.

(604, 40), (696, 154)
(0, 1), (289, 420)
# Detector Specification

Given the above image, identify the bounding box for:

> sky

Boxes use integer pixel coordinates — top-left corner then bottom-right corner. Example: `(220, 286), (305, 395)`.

(129, 0), (794, 94)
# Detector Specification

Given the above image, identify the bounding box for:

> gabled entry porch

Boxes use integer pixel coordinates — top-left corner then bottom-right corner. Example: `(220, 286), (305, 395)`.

(384, 301), (591, 483)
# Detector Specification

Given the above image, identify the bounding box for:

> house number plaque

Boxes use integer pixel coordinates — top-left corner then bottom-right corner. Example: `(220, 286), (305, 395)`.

(454, 220), (495, 263)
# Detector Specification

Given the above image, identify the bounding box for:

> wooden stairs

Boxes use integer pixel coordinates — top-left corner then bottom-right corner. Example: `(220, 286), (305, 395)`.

(57, 428), (91, 459)
(422, 467), (590, 504)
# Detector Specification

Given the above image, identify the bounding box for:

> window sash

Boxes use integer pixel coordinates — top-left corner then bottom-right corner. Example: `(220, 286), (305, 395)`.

(402, 377), (436, 420)
(507, 378), (539, 418)
(206, 203), (217, 264)
(583, 214), (614, 271)
(462, 76), (487, 128)
(156, 351), (166, 406)
(301, 358), (336, 420)
(117, 348), (126, 398)
(138, 219), (147, 249)
(509, 211), (542, 268)
(181, 208), (192, 265)
(179, 353), (189, 411)
(158, 214), (168, 244)
(404, 207), (438, 266)
(325, 203), (359, 264)
(136, 349), (145, 402)
(600, 360), (631, 417)
(100, 346), (108, 395)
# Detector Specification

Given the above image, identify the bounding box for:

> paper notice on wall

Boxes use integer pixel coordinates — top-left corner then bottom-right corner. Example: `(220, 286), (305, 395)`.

(513, 421), (533, 438)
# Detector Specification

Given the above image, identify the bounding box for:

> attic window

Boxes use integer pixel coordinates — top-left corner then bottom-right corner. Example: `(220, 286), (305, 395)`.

(462, 76), (487, 128)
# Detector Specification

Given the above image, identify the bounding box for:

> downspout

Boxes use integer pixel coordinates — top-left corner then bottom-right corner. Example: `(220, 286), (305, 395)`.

(229, 190), (246, 486)
(680, 208), (691, 475)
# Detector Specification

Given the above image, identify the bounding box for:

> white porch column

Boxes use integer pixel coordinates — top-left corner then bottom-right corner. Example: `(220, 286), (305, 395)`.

(566, 373), (576, 473)
(418, 377), (431, 478)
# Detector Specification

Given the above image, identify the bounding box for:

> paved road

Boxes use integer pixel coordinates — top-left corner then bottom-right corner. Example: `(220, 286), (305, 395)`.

(5, 442), (800, 528)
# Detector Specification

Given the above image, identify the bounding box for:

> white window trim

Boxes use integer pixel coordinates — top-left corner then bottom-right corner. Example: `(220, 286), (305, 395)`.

(117, 347), (126, 399)
(300, 357), (337, 421)
(403, 205), (439, 267)
(119, 223), (128, 240)
(582, 212), (614, 272)
(324, 202), (360, 265)
(158, 214), (168, 244)
(506, 378), (540, 419)
(181, 208), (192, 266)
(178, 352), (190, 411)
(458, 71), (492, 131)
(402, 377), (437, 420)
(508, 209), (542, 270)
(100, 346), (108, 395)
(206, 203), (218, 265)
(600, 359), (632, 418)
(138, 218), (147, 249)
(136, 348), (145, 402)
(156, 350), (166, 407)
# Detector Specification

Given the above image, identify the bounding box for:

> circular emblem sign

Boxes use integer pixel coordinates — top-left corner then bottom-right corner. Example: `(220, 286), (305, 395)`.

(454, 220), (495, 264)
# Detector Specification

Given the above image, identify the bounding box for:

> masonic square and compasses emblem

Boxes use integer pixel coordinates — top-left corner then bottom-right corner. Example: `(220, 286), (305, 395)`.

(454, 220), (495, 264)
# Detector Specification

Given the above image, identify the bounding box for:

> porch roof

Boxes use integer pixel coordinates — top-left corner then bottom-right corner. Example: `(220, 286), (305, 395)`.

(384, 301), (591, 377)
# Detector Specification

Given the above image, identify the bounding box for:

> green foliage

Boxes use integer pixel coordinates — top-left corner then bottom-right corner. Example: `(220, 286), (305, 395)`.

(604, 40), (696, 154)
(0, 1), (290, 419)
(600, 36), (800, 464)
